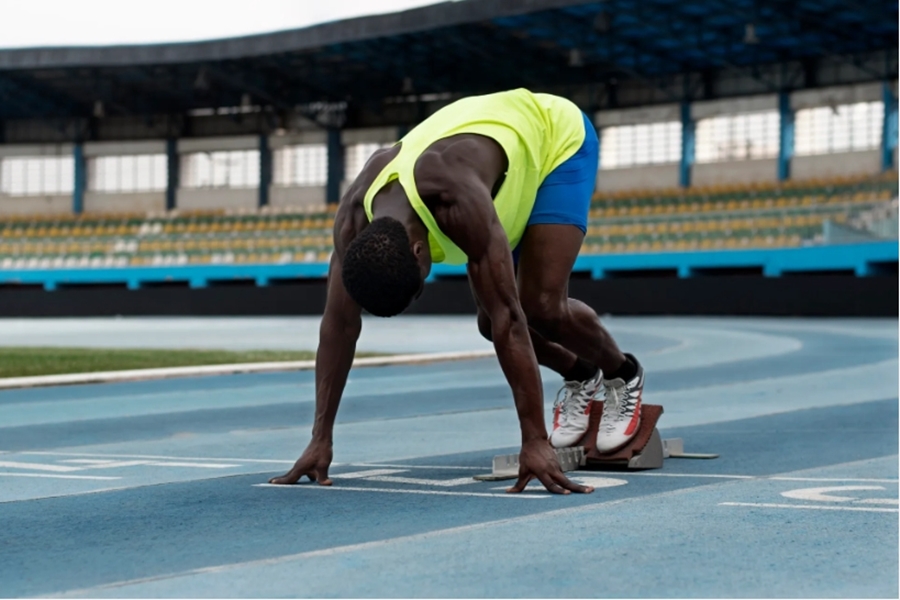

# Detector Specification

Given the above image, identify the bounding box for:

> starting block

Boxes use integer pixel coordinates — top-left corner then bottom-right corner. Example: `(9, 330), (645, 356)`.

(474, 403), (717, 482)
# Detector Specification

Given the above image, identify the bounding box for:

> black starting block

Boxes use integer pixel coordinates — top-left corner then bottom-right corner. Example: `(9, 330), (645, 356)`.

(474, 403), (717, 482)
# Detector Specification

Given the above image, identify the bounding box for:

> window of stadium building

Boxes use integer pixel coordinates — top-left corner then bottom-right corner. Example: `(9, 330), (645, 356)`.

(599, 122), (681, 169)
(273, 144), (327, 187)
(0, 156), (75, 196)
(344, 143), (394, 182)
(695, 111), (780, 163)
(89, 154), (167, 193)
(795, 101), (884, 156)
(181, 150), (260, 189)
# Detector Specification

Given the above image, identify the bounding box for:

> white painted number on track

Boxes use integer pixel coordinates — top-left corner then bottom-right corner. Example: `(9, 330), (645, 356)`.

(781, 485), (899, 505)
(721, 484), (899, 513)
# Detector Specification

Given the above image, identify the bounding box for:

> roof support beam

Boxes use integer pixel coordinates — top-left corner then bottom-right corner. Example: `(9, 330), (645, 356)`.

(777, 91), (794, 181)
(326, 127), (344, 204)
(259, 134), (271, 208)
(165, 138), (178, 211)
(72, 142), (85, 215)
(882, 81), (898, 171)
(679, 101), (694, 188)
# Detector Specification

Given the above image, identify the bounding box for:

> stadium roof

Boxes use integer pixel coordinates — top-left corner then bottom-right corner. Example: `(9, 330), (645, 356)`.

(0, 0), (896, 132)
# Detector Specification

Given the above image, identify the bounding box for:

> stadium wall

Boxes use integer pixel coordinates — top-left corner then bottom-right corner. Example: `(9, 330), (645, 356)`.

(595, 164), (680, 192)
(83, 192), (166, 214)
(692, 159), (779, 186)
(0, 275), (894, 318)
(791, 150), (883, 179)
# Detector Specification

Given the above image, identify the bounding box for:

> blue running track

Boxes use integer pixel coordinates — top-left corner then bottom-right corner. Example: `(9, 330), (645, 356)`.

(0, 317), (897, 598)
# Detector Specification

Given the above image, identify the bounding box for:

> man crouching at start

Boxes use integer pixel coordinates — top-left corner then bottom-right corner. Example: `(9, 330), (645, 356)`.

(270, 88), (644, 494)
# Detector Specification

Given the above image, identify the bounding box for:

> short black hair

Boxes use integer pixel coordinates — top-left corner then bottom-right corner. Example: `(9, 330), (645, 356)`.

(342, 217), (422, 317)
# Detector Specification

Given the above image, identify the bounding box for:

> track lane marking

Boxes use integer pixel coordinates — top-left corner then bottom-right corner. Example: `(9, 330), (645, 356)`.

(719, 502), (898, 513)
(0, 460), (82, 472)
(0, 473), (122, 480)
(252, 483), (547, 498)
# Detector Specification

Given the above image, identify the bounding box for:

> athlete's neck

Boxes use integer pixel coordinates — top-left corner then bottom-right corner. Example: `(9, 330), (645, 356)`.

(371, 190), (428, 244)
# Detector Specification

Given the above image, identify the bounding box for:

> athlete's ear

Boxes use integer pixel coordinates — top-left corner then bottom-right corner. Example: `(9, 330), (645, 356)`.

(411, 239), (432, 279)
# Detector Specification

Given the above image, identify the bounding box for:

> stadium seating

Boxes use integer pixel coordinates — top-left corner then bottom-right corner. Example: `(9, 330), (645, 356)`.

(0, 208), (336, 269)
(0, 173), (896, 269)
(584, 171), (897, 254)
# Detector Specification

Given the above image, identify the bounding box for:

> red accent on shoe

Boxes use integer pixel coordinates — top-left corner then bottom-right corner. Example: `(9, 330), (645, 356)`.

(624, 396), (642, 436)
(584, 401), (592, 416)
(553, 405), (561, 430)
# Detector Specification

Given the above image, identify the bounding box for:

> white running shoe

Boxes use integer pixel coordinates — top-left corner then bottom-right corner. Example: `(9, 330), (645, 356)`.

(596, 355), (644, 454)
(549, 368), (603, 448)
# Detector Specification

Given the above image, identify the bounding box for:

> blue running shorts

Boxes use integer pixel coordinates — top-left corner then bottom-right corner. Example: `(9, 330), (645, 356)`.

(526, 111), (599, 234)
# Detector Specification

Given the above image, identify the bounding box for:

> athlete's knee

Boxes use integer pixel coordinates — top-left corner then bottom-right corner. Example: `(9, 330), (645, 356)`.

(476, 310), (493, 342)
(521, 293), (567, 340)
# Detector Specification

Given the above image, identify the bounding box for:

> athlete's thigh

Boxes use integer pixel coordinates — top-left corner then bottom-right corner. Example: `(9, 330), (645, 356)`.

(516, 112), (597, 302)
(516, 224), (584, 306)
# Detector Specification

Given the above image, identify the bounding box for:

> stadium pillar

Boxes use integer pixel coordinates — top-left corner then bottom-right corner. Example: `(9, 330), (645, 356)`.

(881, 82), (898, 171)
(165, 138), (178, 211)
(326, 128), (344, 204)
(259, 134), (271, 208)
(72, 142), (85, 215)
(679, 102), (694, 188)
(595, 118), (602, 170)
(778, 91), (794, 181)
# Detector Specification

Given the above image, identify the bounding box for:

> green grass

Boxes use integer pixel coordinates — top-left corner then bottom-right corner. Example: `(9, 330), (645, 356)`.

(0, 347), (382, 378)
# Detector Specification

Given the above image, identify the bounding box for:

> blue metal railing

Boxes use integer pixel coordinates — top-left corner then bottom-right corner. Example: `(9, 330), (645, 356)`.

(0, 241), (896, 291)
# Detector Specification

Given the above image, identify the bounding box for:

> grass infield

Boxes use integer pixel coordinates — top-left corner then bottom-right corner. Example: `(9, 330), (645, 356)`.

(0, 347), (382, 379)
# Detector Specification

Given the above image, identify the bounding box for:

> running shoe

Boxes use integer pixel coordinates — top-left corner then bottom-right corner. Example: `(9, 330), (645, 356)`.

(549, 368), (603, 448)
(596, 354), (644, 453)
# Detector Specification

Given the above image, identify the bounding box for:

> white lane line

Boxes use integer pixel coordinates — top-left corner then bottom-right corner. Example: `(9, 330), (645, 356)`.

(363, 475), (475, 487)
(0, 472), (121, 480)
(355, 462), (485, 471)
(19, 452), (485, 471)
(64, 460), (151, 470)
(253, 483), (548, 499)
(720, 502), (899, 513)
(333, 469), (407, 479)
(22, 451), (297, 464)
(55, 458), (242, 469)
(770, 476), (900, 483)
(0, 460), (81, 473)
(622, 472), (755, 480)
(624, 473), (899, 483)
(144, 462), (241, 469)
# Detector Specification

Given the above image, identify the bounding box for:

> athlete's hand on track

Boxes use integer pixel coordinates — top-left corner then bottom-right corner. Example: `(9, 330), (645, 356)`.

(507, 438), (594, 495)
(268, 439), (334, 485)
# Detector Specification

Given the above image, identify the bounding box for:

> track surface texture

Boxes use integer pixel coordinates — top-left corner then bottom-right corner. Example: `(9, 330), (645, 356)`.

(1, 317), (897, 598)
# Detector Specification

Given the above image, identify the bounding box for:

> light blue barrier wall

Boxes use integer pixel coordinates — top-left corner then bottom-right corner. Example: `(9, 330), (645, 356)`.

(0, 241), (896, 291)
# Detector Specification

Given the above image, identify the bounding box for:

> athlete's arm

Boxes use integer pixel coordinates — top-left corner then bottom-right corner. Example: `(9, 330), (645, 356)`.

(269, 220), (363, 485)
(433, 169), (591, 495)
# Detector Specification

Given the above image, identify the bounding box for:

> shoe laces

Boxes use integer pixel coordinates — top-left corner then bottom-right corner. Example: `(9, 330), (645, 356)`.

(601, 380), (637, 431)
(553, 380), (591, 423)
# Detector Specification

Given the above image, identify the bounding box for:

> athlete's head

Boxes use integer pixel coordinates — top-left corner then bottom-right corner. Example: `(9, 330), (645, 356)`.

(342, 217), (430, 317)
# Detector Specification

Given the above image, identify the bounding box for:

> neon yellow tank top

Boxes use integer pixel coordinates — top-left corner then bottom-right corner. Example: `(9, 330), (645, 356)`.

(363, 88), (586, 265)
